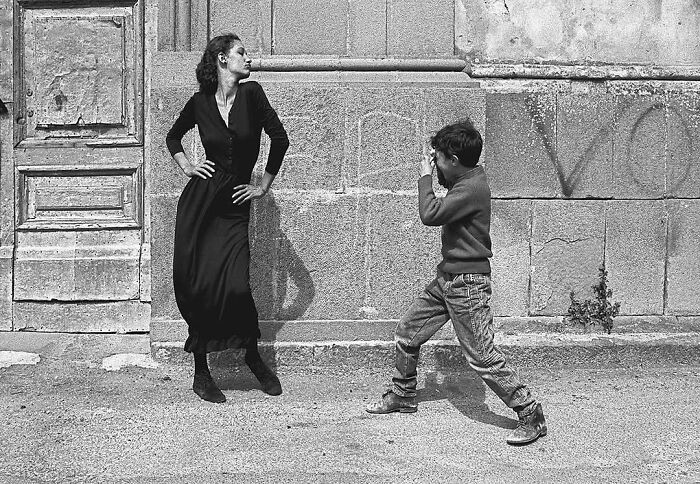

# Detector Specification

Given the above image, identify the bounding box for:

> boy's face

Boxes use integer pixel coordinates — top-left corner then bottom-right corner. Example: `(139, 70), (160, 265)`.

(434, 149), (453, 187)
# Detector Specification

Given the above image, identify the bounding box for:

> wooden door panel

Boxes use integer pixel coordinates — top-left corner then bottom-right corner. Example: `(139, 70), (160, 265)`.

(11, 0), (147, 332)
(17, 165), (141, 230)
(15, 0), (142, 146)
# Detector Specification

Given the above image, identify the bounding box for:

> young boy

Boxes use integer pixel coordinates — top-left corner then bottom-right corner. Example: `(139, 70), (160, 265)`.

(366, 120), (547, 445)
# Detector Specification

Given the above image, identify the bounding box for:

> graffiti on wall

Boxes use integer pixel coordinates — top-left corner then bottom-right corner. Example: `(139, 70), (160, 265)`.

(523, 93), (698, 197)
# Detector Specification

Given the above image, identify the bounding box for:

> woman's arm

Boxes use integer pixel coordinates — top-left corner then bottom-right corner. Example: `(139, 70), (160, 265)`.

(166, 96), (195, 157)
(166, 95), (215, 179)
(256, 82), (289, 176)
(231, 84), (289, 204)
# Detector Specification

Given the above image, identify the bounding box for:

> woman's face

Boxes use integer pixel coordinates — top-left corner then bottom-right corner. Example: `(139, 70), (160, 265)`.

(220, 41), (252, 80)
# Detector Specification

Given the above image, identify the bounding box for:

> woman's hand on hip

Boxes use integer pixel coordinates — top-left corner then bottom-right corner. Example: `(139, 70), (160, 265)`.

(183, 160), (216, 179)
(232, 184), (267, 204)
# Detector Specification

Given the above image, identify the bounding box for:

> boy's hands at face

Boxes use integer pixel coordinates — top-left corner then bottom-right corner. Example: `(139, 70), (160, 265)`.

(420, 148), (436, 177)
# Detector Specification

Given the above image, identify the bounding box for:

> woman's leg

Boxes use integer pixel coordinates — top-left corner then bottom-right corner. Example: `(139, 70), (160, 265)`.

(245, 340), (282, 396)
(192, 352), (226, 403)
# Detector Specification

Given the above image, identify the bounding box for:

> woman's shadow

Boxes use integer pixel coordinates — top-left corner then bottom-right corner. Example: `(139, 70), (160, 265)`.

(418, 350), (519, 430)
(211, 192), (315, 391)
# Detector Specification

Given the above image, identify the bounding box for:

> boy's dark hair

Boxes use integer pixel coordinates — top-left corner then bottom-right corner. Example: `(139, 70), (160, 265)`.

(430, 119), (483, 168)
(196, 33), (241, 94)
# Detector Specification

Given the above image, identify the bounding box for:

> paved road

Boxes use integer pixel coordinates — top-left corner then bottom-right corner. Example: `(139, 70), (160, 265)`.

(1, 356), (698, 483)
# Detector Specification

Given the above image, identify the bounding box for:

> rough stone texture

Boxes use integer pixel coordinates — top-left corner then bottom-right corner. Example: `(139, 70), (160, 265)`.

(251, 193), (365, 320)
(152, 319), (403, 343)
(152, 315), (700, 345)
(666, 87), (700, 199)
(424, 88), (486, 143)
(150, 194), (179, 321)
(0, 332), (151, 357)
(0, 0), (11, 102)
(0, 112), (12, 331)
(273, 0), (348, 55)
(484, 81), (700, 200)
(483, 81), (700, 200)
(555, 85), (614, 198)
(15, 3), (141, 143)
(2, 1), (700, 350)
(666, 200), (700, 315)
(605, 201), (666, 316)
(611, 88), (666, 199)
(34, 17), (124, 126)
(262, 319), (400, 342)
(259, 85), (345, 190)
(362, 194), (442, 319)
(0, 247), (11, 331)
(148, 71), (486, 342)
(147, 69), (700, 339)
(0, 115), (12, 247)
(490, 200), (530, 317)
(348, 0), (386, 57)
(455, 0), (700, 66)
(17, 170), (138, 229)
(154, 333), (700, 369)
(347, 88), (423, 191)
(13, 230), (141, 302)
(387, 0), (454, 57)
(156, 0), (174, 50)
(210, 0), (272, 55)
(530, 201), (606, 316)
(485, 90), (561, 198)
(13, 301), (149, 333)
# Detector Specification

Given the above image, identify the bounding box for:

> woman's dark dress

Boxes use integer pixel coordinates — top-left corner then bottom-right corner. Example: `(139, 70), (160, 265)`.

(165, 81), (289, 353)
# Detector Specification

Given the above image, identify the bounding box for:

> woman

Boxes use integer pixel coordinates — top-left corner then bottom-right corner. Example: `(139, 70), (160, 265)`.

(165, 33), (289, 403)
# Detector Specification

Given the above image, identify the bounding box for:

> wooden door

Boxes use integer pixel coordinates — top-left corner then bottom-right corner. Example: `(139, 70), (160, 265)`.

(11, 0), (148, 331)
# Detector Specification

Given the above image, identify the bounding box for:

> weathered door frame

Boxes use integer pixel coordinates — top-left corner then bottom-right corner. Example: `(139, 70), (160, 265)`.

(6, 0), (152, 332)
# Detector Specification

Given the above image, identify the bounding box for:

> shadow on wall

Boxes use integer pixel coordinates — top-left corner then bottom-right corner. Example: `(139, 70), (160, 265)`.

(250, 191), (316, 323)
(212, 192), (315, 391)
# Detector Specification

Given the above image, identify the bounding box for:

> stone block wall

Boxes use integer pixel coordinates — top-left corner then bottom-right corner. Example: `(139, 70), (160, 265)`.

(150, 66), (484, 341)
(150, 0), (700, 344)
(482, 80), (700, 320)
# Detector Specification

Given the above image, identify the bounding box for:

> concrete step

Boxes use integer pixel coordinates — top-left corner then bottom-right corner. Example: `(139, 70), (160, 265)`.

(2, 329), (699, 371)
(152, 331), (700, 370)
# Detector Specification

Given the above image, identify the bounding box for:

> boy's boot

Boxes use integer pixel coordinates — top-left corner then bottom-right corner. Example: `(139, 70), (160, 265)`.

(506, 403), (547, 445)
(366, 390), (417, 414)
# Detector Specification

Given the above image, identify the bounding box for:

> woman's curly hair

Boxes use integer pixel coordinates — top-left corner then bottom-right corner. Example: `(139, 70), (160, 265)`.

(196, 33), (241, 94)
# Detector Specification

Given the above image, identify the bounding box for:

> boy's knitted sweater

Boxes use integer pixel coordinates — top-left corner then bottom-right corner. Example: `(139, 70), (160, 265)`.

(418, 166), (492, 274)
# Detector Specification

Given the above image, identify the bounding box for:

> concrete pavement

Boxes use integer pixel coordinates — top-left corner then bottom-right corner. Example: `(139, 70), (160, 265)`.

(1, 348), (699, 483)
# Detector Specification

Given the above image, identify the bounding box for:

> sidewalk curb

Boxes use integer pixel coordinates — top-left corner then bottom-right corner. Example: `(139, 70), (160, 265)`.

(2, 330), (699, 369)
(151, 332), (700, 369)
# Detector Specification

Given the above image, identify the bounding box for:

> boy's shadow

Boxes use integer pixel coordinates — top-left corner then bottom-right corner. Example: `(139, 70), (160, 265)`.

(419, 370), (519, 430)
(211, 192), (315, 391)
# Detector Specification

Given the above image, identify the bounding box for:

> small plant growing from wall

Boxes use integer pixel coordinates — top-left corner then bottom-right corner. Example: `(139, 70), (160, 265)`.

(567, 265), (621, 334)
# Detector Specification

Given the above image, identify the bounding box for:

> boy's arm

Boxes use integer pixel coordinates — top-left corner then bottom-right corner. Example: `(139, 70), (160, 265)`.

(418, 176), (475, 226)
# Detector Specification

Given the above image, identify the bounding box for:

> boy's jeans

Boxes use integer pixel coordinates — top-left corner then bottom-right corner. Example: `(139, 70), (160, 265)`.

(392, 271), (536, 413)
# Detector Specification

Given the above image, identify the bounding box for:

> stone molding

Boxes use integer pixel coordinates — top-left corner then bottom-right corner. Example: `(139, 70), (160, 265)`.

(470, 63), (700, 81)
(250, 57), (467, 72)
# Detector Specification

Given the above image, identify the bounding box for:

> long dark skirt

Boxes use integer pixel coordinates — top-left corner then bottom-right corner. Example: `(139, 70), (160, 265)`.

(173, 171), (260, 354)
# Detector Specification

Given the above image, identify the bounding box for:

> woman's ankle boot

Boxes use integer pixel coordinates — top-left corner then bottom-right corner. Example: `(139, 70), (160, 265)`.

(192, 352), (226, 403)
(245, 353), (282, 396)
(192, 373), (226, 403)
